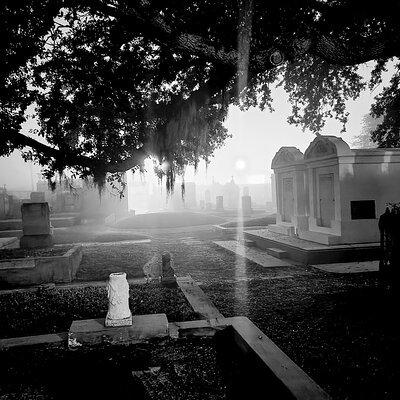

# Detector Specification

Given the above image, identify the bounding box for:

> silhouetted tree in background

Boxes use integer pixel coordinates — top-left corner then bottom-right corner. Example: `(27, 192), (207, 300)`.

(1, 0), (400, 190)
(352, 114), (383, 148)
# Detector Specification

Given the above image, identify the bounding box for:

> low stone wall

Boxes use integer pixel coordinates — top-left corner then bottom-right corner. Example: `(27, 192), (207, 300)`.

(50, 216), (81, 228)
(0, 219), (22, 231)
(0, 237), (19, 250)
(0, 245), (83, 287)
(0, 215), (80, 232)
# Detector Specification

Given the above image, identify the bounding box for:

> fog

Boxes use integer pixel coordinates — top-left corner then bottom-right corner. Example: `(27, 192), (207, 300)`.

(0, 62), (391, 195)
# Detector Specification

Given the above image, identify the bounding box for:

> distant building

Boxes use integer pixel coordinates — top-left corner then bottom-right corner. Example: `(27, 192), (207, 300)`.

(183, 182), (197, 208)
(223, 177), (240, 209)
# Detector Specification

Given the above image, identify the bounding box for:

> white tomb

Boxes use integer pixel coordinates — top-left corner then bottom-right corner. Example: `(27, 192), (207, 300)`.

(270, 135), (400, 245)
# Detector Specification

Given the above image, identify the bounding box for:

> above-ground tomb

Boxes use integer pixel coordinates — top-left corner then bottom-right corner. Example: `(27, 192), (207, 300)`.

(270, 135), (400, 245)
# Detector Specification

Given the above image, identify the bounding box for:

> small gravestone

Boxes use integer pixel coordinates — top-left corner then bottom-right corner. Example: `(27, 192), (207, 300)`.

(20, 202), (54, 248)
(242, 195), (252, 216)
(161, 253), (177, 287)
(30, 191), (45, 202)
(216, 196), (224, 211)
(105, 272), (132, 327)
(199, 200), (205, 210)
(143, 254), (162, 282)
(64, 192), (75, 212)
(205, 202), (212, 210)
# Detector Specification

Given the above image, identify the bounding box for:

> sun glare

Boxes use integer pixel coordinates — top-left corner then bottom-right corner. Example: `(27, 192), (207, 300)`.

(235, 159), (246, 170)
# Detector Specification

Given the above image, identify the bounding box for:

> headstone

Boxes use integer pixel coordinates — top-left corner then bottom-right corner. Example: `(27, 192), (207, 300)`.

(10, 197), (22, 218)
(224, 177), (240, 209)
(205, 202), (212, 210)
(20, 202), (54, 248)
(143, 254), (162, 282)
(242, 195), (252, 216)
(199, 200), (205, 210)
(105, 272), (132, 327)
(184, 182), (197, 208)
(30, 191), (45, 202)
(55, 192), (65, 212)
(161, 253), (177, 287)
(64, 192), (75, 212)
(216, 196), (224, 211)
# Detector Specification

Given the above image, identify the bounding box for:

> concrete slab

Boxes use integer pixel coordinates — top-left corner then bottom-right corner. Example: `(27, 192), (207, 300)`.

(0, 237), (19, 249)
(266, 247), (288, 258)
(68, 313), (169, 348)
(177, 276), (224, 320)
(213, 240), (292, 268)
(245, 229), (380, 264)
(238, 238), (256, 247)
(246, 229), (379, 251)
(312, 260), (379, 274)
(0, 332), (67, 350)
(168, 319), (229, 339)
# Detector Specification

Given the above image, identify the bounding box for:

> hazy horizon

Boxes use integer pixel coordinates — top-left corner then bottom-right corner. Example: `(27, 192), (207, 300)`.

(0, 61), (393, 192)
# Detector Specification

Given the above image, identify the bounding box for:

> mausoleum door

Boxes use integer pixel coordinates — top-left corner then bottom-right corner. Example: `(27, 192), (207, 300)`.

(319, 174), (335, 227)
(282, 178), (294, 222)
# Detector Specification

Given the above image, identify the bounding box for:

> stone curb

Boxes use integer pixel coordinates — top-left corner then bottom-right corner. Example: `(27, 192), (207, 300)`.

(0, 317), (331, 399)
(177, 276), (224, 320)
(0, 332), (67, 350)
(0, 244), (82, 286)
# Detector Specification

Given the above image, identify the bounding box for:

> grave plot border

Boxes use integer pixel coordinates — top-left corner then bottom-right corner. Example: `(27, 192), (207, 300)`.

(0, 245), (83, 287)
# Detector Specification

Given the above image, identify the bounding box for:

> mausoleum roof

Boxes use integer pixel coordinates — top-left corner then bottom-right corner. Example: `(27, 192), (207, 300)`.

(271, 147), (304, 169)
(304, 135), (352, 160)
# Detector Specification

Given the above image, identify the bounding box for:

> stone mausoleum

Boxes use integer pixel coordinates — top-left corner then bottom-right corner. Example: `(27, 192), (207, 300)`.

(270, 135), (400, 245)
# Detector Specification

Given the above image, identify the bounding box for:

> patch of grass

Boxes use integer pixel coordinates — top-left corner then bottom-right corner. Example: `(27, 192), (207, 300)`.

(115, 212), (226, 229)
(76, 242), (156, 281)
(53, 225), (148, 244)
(0, 338), (227, 400)
(0, 284), (197, 338)
(203, 273), (397, 400)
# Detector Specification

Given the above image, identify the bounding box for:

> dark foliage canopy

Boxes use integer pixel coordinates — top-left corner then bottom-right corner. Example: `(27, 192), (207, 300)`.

(1, 0), (400, 188)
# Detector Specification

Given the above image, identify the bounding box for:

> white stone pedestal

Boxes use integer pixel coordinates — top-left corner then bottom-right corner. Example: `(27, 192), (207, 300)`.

(105, 272), (132, 327)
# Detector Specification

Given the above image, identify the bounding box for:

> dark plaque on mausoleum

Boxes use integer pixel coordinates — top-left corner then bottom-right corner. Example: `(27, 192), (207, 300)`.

(351, 200), (376, 220)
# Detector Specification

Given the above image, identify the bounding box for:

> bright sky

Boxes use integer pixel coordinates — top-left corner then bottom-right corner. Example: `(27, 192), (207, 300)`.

(184, 63), (384, 185)
(0, 61), (394, 190)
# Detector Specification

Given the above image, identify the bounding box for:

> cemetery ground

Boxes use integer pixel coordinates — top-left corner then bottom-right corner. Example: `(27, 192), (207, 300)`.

(0, 215), (398, 400)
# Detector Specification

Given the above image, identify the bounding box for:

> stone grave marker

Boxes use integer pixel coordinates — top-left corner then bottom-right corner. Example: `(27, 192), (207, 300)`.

(20, 202), (54, 248)
(105, 272), (132, 327)
(161, 252), (177, 287)
(30, 191), (46, 202)
(242, 195), (252, 216)
(216, 196), (224, 211)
